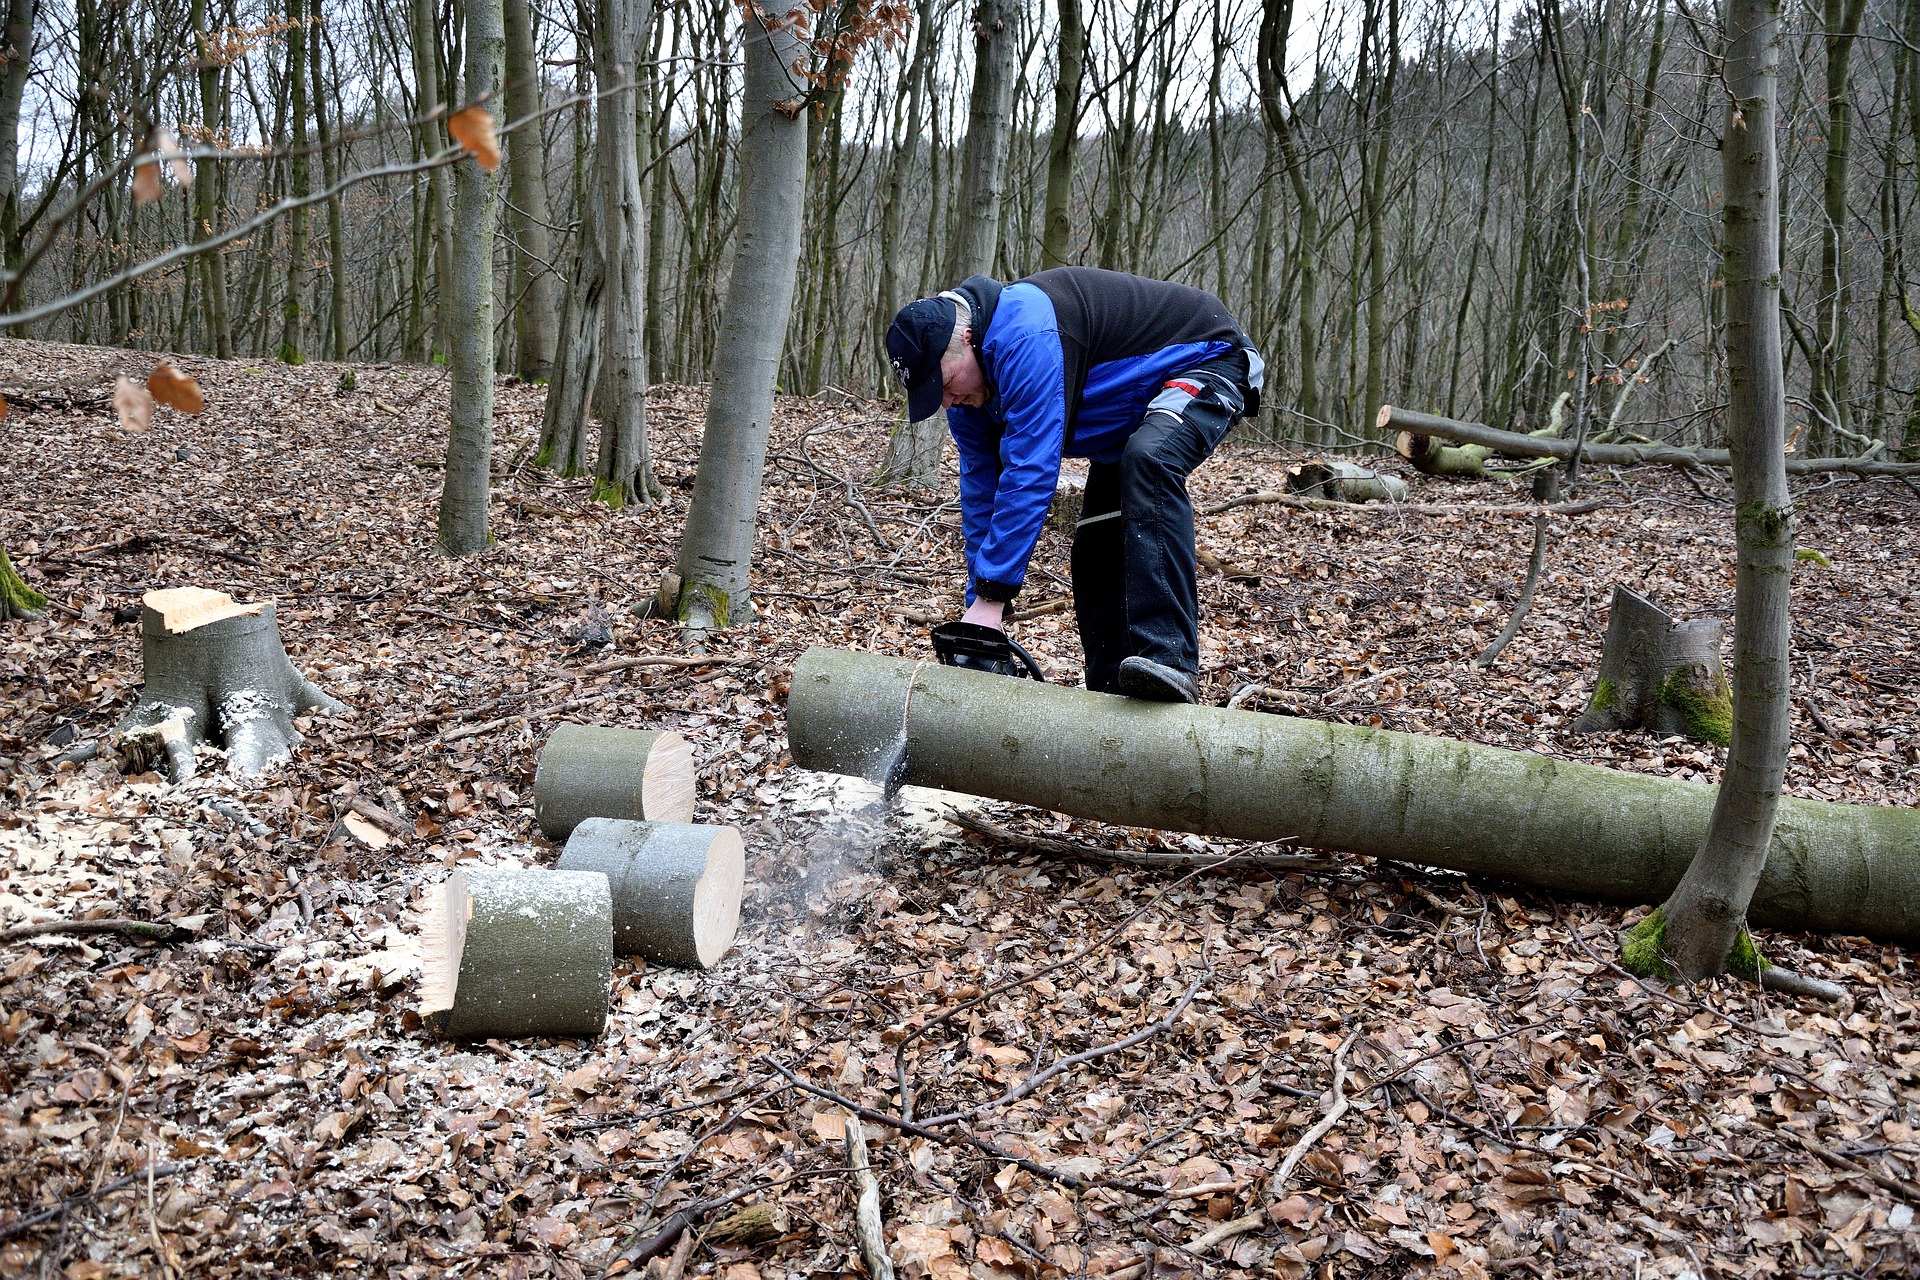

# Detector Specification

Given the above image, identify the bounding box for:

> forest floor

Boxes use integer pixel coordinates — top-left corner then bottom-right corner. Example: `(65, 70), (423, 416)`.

(2, 335), (1918, 1280)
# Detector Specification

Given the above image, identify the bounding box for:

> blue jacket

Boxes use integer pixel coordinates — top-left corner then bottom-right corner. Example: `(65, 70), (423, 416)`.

(946, 268), (1260, 602)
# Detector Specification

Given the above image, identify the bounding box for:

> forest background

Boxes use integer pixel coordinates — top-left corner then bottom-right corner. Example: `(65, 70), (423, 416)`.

(3, 0), (1919, 464)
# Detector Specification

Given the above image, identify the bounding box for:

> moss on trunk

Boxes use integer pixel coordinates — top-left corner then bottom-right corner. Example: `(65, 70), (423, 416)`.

(1622, 907), (1765, 981)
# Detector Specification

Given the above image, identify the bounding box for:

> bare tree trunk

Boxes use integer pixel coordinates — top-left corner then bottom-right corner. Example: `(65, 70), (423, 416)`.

(1260, 0), (1320, 433)
(670, 8), (808, 633)
(1628, 0), (1794, 984)
(872, 0), (935, 391)
(438, 0), (505, 555)
(1039, 0), (1082, 270)
(412, 0), (453, 361)
(1806, 0), (1868, 455)
(590, 0), (657, 507)
(1, 0), (36, 331)
(278, 0), (309, 365)
(312, 0), (349, 361)
(878, 0), (1021, 487)
(504, 0), (558, 381)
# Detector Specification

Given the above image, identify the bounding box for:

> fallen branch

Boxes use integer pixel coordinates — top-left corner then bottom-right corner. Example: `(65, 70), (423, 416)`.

(846, 1114), (896, 1280)
(1189, 1031), (1358, 1257)
(1378, 405), (1920, 477)
(0, 1165), (187, 1242)
(0, 916), (204, 947)
(1475, 513), (1551, 668)
(1790, 1131), (1920, 1205)
(946, 811), (1329, 873)
(1200, 490), (1605, 519)
(580, 652), (751, 675)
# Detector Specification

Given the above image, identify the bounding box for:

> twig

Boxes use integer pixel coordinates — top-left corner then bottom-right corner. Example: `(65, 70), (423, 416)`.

(1323, 665), (1410, 706)
(580, 652), (751, 675)
(1189, 1031), (1358, 1257)
(0, 1165), (186, 1242)
(405, 604), (536, 636)
(946, 811), (1328, 873)
(916, 974), (1207, 1126)
(846, 1114), (896, 1280)
(765, 1059), (1168, 1197)
(1475, 512), (1551, 668)
(1789, 1131), (1920, 1205)
(347, 795), (415, 840)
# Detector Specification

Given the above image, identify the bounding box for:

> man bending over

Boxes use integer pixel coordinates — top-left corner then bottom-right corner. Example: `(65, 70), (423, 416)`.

(887, 267), (1263, 704)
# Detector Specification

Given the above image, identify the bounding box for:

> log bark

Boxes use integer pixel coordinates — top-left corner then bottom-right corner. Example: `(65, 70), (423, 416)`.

(786, 648), (1920, 943)
(115, 588), (344, 782)
(419, 867), (612, 1039)
(533, 723), (696, 839)
(1377, 405), (1920, 477)
(1397, 431), (1493, 479)
(555, 817), (743, 968)
(1284, 460), (1409, 504)
(1570, 586), (1731, 745)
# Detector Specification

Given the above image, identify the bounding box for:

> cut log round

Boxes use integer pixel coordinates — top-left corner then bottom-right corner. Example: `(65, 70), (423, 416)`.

(1571, 586), (1732, 745)
(785, 647), (1920, 944)
(419, 867), (613, 1040)
(114, 587), (345, 782)
(555, 817), (744, 967)
(1284, 460), (1410, 503)
(533, 723), (697, 840)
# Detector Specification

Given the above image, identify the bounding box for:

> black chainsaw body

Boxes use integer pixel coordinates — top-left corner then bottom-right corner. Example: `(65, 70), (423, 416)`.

(929, 621), (1047, 682)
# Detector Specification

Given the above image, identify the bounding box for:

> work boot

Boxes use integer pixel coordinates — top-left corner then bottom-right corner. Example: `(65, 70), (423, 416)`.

(1118, 656), (1198, 704)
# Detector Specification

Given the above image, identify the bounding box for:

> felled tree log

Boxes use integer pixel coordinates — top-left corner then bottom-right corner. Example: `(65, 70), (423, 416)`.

(786, 648), (1920, 943)
(114, 588), (344, 782)
(1396, 432), (1494, 479)
(555, 817), (745, 967)
(533, 723), (697, 839)
(1284, 460), (1410, 503)
(1378, 404), (1920, 477)
(419, 868), (613, 1039)
(1571, 587), (1732, 745)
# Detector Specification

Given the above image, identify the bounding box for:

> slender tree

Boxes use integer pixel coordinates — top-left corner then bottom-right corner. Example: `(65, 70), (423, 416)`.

(437, 0), (506, 554)
(504, 0), (558, 380)
(590, 0), (657, 506)
(1, 0), (37, 301)
(1039, 0), (1082, 270)
(1624, 0), (1793, 982)
(1806, 0), (1868, 454)
(671, 4), (809, 632)
(278, 0), (310, 364)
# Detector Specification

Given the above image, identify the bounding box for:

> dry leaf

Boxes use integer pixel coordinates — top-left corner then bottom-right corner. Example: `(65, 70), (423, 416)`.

(0, 393), (9, 419)
(148, 363), (206, 414)
(132, 154), (161, 205)
(448, 105), (500, 170)
(1428, 1230), (1459, 1260)
(113, 375), (153, 431)
(809, 1109), (846, 1144)
(156, 124), (194, 187)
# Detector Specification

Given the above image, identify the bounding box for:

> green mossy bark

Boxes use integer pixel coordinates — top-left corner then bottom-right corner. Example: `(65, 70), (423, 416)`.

(677, 581), (730, 629)
(1620, 908), (1765, 981)
(1658, 672), (1733, 746)
(1793, 548), (1831, 566)
(1589, 676), (1619, 714)
(591, 476), (627, 509)
(0, 546), (47, 620)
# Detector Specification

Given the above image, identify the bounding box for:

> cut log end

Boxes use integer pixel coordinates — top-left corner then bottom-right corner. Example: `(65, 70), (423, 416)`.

(419, 868), (613, 1040)
(143, 586), (266, 634)
(534, 724), (697, 840)
(556, 818), (745, 968)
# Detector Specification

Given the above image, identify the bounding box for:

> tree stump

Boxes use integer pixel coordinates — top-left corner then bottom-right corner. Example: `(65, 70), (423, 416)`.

(0, 543), (46, 621)
(533, 723), (697, 840)
(419, 867), (613, 1040)
(1046, 474), (1085, 532)
(114, 588), (345, 782)
(1570, 586), (1732, 745)
(555, 817), (745, 968)
(1285, 460), (1410, 503)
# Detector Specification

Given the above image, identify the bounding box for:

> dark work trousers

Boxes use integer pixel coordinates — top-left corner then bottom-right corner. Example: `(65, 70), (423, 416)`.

(1070, 351), (1251, 693)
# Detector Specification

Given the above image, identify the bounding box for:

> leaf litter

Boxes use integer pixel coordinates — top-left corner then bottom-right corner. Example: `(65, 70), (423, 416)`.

(1, 336), (1917, 1279)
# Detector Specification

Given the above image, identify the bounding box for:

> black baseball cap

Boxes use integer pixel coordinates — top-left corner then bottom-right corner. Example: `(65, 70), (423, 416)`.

(886, 296), (957, 421)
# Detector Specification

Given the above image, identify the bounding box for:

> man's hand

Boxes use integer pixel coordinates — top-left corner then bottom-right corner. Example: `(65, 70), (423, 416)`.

(961, 598), (1005, 630)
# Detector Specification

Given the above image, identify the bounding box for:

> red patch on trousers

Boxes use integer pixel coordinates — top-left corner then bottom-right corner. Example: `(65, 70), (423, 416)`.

(1165, 380), (1201, 395)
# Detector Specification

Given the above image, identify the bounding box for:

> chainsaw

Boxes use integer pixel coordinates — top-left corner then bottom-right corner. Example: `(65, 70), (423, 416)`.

(929, 620), (1047, 681)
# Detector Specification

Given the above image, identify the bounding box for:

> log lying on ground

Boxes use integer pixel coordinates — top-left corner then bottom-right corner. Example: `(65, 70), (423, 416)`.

(555, 817), (745, 967)
(115, 587), (345, 782)
(1378, 405), (1920, 477)
(1571, 586), (1732, 745)
(1398, 432), (1495, 479)
(533, 723), (697, 840)
(1284, 460), (1410, 504)
(419, 868), (613, 1039)
(787, 648), (1920, 943)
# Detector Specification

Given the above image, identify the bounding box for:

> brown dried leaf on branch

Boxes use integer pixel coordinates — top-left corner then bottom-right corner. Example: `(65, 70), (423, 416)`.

(0, 393), (8, 420)
(132, 125), (190, 205)
(447, 106), (500, 170)
(148, 363), (205, 414)
(111, 374), (152, 431)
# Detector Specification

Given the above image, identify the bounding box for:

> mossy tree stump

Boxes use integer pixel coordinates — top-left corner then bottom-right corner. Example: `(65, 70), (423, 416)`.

(114, 588), (345, 782)
(1571, 586), (1732, 746)
(0, 544), (46, 621)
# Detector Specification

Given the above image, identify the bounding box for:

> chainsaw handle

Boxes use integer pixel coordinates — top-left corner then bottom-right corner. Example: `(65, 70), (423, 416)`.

(1002, 636), (1046, 682)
